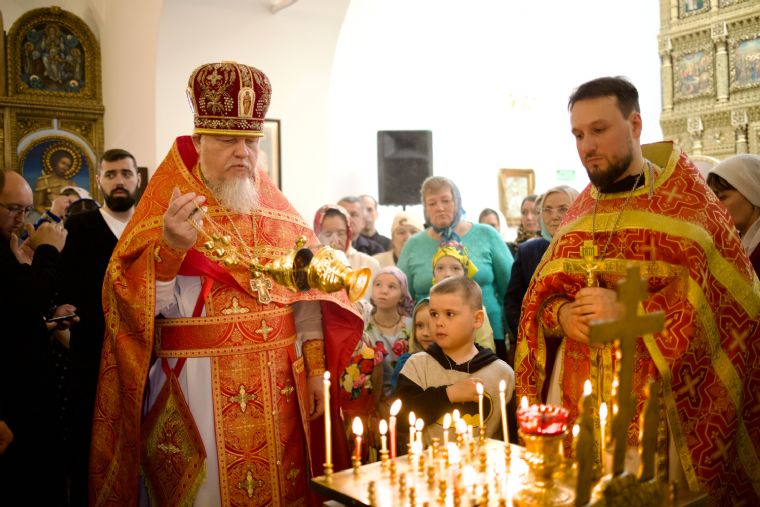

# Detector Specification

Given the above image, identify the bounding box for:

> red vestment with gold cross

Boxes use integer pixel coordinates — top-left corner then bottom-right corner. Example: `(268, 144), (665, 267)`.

(515, 142), (760, 504)
(89, 136), (362, 506)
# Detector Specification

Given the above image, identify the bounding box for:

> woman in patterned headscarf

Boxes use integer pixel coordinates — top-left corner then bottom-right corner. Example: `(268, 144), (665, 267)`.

(397, 176), (513, 360)
(313, 204), (381, 300)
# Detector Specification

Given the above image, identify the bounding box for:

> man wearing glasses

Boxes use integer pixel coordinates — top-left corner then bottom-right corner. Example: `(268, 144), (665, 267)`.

(0, 170), (72, 505)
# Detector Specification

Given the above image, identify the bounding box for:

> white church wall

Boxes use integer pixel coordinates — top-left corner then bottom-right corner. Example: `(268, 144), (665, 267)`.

(100, 0), (162, 171)
(328, 0), (663, 238)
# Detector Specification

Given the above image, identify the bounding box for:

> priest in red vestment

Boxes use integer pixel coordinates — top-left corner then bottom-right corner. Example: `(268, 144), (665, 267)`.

(515, 77), (760, 504)
(89, 62), (362, 506)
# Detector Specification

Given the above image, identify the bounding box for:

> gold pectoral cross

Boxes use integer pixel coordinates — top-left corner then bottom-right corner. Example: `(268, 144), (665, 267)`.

(581, 240), (600, 287)
(250, 271), (273, 305)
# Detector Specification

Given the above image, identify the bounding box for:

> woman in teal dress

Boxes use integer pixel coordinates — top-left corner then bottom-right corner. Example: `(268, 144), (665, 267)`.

(397, 176), (513, 359)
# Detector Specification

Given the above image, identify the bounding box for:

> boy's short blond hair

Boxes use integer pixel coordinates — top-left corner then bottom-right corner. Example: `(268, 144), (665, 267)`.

(430, 276), (482, 310)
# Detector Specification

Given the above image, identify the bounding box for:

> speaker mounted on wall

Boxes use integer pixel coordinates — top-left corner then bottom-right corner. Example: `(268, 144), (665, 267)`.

(377, 130), (433, 206)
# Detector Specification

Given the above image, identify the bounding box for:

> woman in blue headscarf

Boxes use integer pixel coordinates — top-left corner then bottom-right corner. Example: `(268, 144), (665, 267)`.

(397, 176), (513, 359)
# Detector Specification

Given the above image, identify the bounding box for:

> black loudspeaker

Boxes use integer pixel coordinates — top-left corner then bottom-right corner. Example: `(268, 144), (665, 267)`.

(377, 130), (433, 206)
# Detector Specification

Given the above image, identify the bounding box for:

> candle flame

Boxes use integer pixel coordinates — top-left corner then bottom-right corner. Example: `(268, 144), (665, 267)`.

(572, 424), (580, 438)
(456, 419), (467, 434)
(390, 399), (402, 416)
(499, 379), (506, 392)
(462, 465), (477, 487)
(324, 371), (330, 381)
(613, 403), (618, 416)
(583, 379), (592, 396)
(476, 382), (484, 395)
(600, 402), (608, 421)
(352, 416), (363, 436)
(443, 413), (452, 429)
(521, 396), (529, 409)
(415, 418), (424, 431)
(379, 419), (388, 435)
(409, 411), (416, 426)
(452, 409), (460, 422)
(447, 443), (460, 465)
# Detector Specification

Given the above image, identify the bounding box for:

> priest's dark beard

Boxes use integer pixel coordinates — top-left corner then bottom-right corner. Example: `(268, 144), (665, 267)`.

(587, 150), (633, 192)
(104, 191), (136, 212)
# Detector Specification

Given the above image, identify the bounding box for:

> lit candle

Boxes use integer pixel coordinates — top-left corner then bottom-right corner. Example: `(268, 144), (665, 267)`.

(521, 396), (529, 410)
(447, 442), (460, 466)
(452, 409), (460, 423)
(352, 416), (363, 461)
(389, 399), (401, 460)
(476, 382), (484, 438)
(443, 413), (452, 446)
(323, 372), (332, 467)
(583, 379), (592, 397)
(409, 411), (416, 454)
(600, 402), (608, 473)
(415, 418), (424, 446)
(379, 419), (388, 453)
(499, 380), (509, 444)
(572, 423), (580, 455)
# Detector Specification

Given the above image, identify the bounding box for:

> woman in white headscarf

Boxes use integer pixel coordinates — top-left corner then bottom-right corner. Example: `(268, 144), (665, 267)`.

(708, 154), (760, 277)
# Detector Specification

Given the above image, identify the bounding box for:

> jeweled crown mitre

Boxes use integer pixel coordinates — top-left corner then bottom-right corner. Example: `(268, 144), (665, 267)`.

(186, 61), (271, 137)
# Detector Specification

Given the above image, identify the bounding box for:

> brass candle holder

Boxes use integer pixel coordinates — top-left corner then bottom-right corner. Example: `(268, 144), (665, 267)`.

(513, 430), (574, 507)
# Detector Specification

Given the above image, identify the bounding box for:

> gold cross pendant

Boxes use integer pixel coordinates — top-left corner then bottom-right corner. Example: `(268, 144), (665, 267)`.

(581, 240), (600, 287)
(250, 272), (273, 305)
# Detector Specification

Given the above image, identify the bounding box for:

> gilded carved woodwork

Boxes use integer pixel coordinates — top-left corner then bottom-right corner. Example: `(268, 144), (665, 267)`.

(0, 6), (103, 200)
(659, 1), (760, 162)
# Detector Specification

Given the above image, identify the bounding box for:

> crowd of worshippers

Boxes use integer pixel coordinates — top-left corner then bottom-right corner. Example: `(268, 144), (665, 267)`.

(1, 70), (759, 506)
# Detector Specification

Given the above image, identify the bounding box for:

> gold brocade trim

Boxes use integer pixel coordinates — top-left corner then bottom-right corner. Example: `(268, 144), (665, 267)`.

(156, 334), (296, 359)
(156, 305), (291, 328)
(686, 280), (760, 495)
(193, 127), (263, 137)
(302, 339), (325, 377)
(562, 259), (685, 280)
(514, 333), (531, 393)
(641, 331), (701, 492)
(563, 211), (760, 318)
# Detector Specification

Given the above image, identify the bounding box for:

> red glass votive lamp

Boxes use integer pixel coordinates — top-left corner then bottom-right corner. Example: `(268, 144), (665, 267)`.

(516, 403), (570, 436)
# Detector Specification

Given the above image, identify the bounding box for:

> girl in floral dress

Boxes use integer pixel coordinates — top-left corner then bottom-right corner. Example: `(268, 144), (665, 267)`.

(364, 267), (414, 417)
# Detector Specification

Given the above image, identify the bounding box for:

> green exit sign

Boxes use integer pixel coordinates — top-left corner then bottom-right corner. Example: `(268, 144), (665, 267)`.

(556, 169), (575, 181)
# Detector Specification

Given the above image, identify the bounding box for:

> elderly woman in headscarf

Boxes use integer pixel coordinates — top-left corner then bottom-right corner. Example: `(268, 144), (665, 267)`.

(313, 204), (381, 300)
(707, 154), (760, 276)
(397, 176), (513, 359)
(504, 185), (578, 368)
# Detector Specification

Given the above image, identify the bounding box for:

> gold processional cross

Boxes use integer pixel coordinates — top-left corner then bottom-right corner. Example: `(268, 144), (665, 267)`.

(588, 265), (664, 476)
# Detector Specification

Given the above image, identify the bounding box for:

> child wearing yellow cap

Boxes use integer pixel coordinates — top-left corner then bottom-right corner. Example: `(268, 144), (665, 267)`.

(432, 242), (496, 352)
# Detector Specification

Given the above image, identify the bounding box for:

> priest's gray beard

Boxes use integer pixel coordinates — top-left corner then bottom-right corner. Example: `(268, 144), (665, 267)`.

(204, 173), (259, 214)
